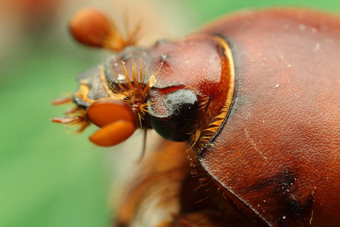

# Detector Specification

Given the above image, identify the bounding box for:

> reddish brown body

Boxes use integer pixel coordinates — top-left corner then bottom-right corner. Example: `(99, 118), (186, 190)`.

(198, 9), (340, 226)
(116, 9), (340, 227)
(54, 8), (340, 227)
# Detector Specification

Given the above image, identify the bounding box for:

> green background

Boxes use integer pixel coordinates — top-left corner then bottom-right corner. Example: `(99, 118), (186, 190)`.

(0, 1), (339, 226)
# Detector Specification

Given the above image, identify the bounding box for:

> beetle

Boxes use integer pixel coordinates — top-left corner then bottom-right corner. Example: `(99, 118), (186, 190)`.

(52, 7), (340, 227)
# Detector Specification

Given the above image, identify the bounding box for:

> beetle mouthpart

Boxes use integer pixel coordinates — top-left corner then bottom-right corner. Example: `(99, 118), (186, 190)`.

(51, 96), (91, 132)
(105, 60), (162, 127)
(89, 120), (136, 147)
(51, 96), (73, 105)
(69, 8), (140, 52)
(50, 106), (91, 133)
(51, 116), (80, 124)
(86, 98), (138, 147)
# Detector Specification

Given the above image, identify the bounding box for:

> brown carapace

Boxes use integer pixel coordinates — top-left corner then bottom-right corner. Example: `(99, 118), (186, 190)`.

(52, 8), (340, 227)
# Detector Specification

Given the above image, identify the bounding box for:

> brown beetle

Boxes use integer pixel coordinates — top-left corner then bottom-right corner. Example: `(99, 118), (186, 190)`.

(53, 8), (340, 226)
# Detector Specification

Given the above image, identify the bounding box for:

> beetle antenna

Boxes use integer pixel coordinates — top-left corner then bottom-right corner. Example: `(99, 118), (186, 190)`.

(69, 8), (140, 52)
(124, 11), (142, 48)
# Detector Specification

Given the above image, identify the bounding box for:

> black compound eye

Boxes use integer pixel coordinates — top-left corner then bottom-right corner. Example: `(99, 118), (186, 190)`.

(148, 89), (199, 141)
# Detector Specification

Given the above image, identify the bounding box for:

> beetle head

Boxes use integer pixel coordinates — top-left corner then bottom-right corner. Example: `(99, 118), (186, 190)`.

(52, 8), (235, 151)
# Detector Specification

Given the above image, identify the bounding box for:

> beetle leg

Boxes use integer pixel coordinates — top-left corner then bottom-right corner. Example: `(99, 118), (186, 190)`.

(156, 211), (225, 227)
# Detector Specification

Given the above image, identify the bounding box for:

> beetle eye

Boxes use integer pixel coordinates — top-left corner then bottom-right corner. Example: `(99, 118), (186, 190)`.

(148, 89), (199, 141)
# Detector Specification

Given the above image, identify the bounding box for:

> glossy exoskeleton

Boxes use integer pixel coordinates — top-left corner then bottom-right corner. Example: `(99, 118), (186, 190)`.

(53, 8), (340, 227)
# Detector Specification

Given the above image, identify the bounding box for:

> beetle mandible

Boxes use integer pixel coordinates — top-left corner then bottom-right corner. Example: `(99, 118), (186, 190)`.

(52, 8), (340, 227)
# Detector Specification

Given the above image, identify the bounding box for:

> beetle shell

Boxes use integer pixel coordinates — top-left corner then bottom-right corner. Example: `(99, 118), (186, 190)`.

(198, 9), (340, 226)
(55, 7), (340, 227)
(114, 8), (340, 227)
